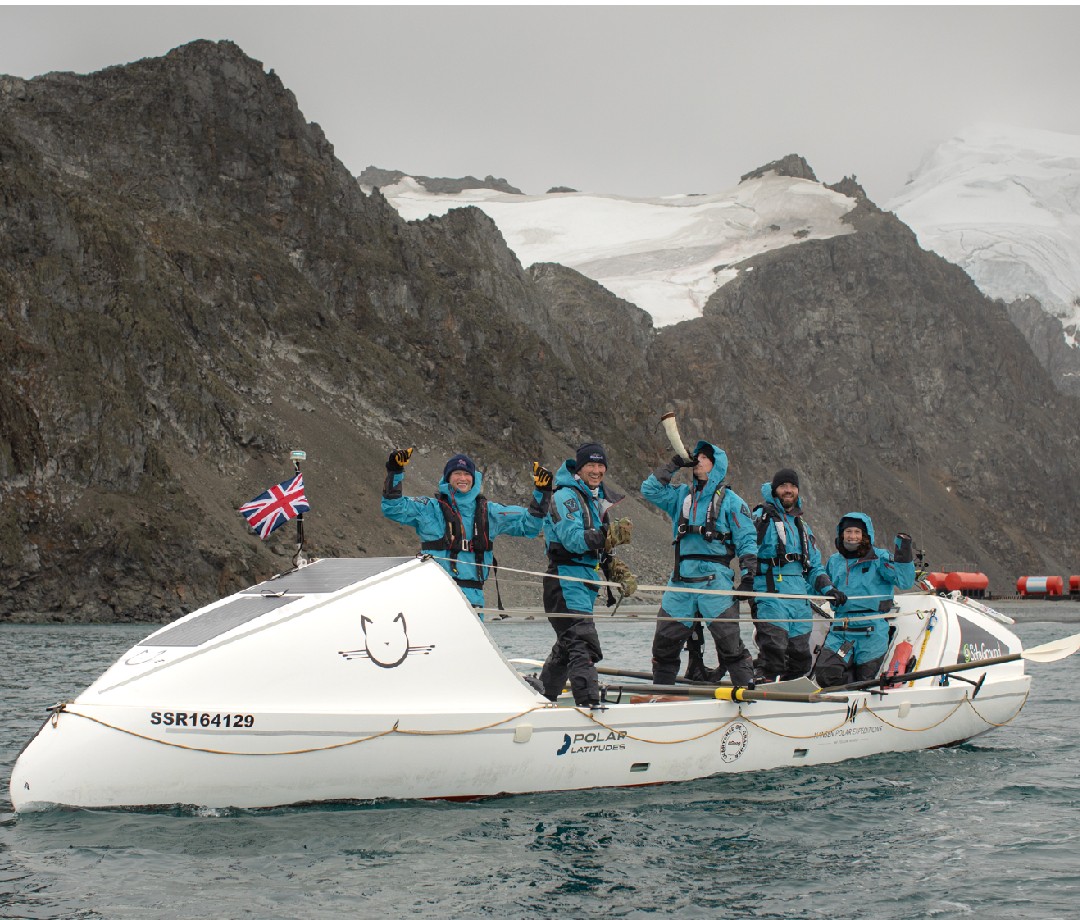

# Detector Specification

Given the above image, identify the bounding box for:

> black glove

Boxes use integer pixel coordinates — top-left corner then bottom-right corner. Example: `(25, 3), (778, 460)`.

(894, 532), (914, 564)
(386, 447), (413, 472)
(531, 461), (553, 491)
(737, 574), (754, 598)
(825, 587), (847, 606)
(584, 528), (606, 551)
(672, 454), (695, 468)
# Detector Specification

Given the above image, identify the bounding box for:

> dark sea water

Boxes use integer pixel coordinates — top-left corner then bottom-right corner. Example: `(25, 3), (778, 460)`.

(2, 607), (1079, 919)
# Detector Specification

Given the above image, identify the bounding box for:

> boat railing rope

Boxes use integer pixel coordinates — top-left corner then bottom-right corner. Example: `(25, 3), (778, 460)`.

(45, 682), (1029, 757)
(485, 603), (933, 624)
(420, 552), (921, 604)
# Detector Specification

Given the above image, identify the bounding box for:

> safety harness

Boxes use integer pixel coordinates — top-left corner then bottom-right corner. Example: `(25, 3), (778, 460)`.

(546, 483), (602, 568)
(546, 481), (627, 607)
(754, 502), (813, 593)
(672, 485), (734, 583)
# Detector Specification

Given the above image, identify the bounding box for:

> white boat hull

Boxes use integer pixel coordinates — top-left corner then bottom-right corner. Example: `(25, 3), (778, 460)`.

(9, 557), (1031, 810)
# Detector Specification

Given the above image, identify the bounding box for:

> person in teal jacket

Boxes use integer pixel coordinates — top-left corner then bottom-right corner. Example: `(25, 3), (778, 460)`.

(813, 512), (915, 687)
(381, 449), (551, 615)
(641, 440), (757, 688)
(752, 469), (845, 683)
(535, 442), (635, 708)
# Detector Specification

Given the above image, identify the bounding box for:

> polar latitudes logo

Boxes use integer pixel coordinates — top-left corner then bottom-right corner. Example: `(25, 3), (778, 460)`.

(556, 729), (627, 756)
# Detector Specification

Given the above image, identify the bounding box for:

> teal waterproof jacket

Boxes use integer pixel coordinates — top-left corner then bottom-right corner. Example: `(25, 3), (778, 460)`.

(752, 481), (833, 637)
(382, 469), (546, 609)
(823, 512), (916, 663)
(543, 460), (623, 613)
(640, 442), (756, 623)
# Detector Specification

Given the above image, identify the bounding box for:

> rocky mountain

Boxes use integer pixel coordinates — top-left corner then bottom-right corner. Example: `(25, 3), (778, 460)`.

(888, 124), (1080, 395)
(358, 165), (522, 196)
(1, 40), (1077, 622)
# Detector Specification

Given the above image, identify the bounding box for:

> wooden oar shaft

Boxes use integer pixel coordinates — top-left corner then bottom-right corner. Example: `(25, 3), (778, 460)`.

(596, 664), (694, 684)
(602, 681), (848, 704)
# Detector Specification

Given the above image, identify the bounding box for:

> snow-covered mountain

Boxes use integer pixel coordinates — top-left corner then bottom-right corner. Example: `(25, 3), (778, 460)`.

(373, 128), (1080, 390)
(888, 124), (1080, 347)
(374, 172), (857, 326)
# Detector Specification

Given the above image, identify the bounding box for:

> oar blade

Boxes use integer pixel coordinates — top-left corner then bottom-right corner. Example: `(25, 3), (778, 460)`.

(1022, 631), (1080, 663)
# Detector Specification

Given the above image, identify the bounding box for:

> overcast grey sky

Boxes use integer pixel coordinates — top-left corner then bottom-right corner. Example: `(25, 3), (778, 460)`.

(3, 5), (1079, 204)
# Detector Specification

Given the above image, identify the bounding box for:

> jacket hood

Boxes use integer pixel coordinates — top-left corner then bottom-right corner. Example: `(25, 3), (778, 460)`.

(556, 459), (580, 489)
(439, 469), (483, 503)
(836, 511), (875, 545)
(696, 441), (728, 482)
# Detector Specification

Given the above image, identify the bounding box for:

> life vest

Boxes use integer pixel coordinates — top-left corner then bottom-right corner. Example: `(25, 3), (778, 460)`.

(672, 484), (733, 583)
(755, 503), (812, 593)
(421, 494), (493, 588)
(546, 482), (604, 568)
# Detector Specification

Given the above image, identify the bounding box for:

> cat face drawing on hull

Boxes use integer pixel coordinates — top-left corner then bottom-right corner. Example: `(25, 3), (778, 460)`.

(339, 610), (434, 667)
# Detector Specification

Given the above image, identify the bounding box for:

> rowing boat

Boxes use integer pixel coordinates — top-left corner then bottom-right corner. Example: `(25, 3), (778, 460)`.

(8, 556), (1046, 811)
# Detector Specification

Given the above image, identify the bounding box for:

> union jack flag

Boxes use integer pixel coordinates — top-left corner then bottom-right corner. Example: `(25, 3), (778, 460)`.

(239, 474), (310, 540)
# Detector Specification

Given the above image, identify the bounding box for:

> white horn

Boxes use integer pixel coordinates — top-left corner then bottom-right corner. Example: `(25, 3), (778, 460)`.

(661, 411), (692, 461)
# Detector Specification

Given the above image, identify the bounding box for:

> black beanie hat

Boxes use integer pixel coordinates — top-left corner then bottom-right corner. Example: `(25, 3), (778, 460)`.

(442, 453), (476, 481)
(771, 468), (799, 494)
(575, 442), (608, 470)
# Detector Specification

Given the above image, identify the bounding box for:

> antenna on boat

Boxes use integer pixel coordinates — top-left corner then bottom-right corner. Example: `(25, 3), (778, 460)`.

(291, 450), (307, 568)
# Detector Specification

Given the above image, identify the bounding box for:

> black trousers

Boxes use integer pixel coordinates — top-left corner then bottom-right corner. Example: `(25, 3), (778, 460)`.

(651, 605), (754, 688)
(753, 621), (812, 681)
(540, 575), (602, 706)
(813, 646), (884, 689)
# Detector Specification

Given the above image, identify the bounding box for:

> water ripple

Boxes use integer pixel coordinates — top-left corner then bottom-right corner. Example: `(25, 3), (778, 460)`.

(2, 620), (1079, 919)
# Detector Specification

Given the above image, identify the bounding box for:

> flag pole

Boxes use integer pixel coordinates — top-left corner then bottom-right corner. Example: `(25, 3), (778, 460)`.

(291, 449), (307, 567)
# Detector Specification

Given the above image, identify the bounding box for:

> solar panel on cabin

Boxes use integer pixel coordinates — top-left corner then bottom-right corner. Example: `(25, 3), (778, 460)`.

(140, 595), (296, 647)
(241, 556), (414, 595)
(139, 558), (416, 649)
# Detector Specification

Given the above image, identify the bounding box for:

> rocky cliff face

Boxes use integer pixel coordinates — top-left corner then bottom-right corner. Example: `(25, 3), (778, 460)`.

(1006, 298), (1080, 395)
(649, 184), (1080, 583)
(358, 165), (523, 195)
(1, 41), (1076, 621)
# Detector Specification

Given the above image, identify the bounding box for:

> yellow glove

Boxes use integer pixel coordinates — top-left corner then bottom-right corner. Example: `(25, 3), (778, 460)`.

(608, 557), (638, 597)
(605, 518), (633, 551)
(532, 461), (553, 491)
(386, 447), (414, 472)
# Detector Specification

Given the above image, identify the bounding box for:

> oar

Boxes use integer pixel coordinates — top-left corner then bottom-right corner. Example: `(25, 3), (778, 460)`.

(826, 631), (1080, 693)
(510, 658), (704, 686)
(601, 681), (849, 704)
(509, 658), (848, 702)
